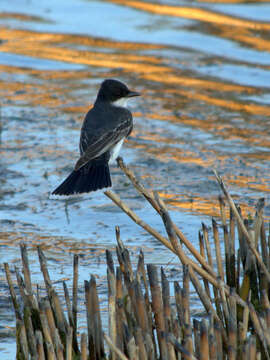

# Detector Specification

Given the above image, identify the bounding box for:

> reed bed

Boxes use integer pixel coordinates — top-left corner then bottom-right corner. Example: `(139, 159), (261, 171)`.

(4, 157), (270, 359)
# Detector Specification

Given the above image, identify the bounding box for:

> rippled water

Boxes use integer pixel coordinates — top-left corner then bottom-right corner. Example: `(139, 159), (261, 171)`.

(1, 0), (270, 357)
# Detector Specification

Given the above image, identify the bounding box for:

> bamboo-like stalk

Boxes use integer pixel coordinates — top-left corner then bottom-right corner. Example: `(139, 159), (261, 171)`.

(212, 218), (224, 281)
(39, 300), (56, 357)
(134, 277), (150, 335)
(37, 246), (53, 292)
(104, 333), (129, 360)
(183, 324), (193, 358)
(228, 318), (237, 359)
(116, 157), (218, 278)
(199, 230), (211, 298)
(174, 281), (184, 328)
(136, 249), (151, 320)
(214, 322), (223, 360)
(105, 189), (175, 253)
(23, 306), (37, 358)
(36, 330), (46, 360)
(81, 333), (87, 360)
(66, 326), (73, 360)
(47, 342), (56, 360)
(182, 265), (190, 328)
(161, 268), (177, 359)
(4, 262), (21, 321)
(167, 333), (198, 360)
(134, 327), (148, 360)
(49, 287), (68, 342)
(63, 281), (73, 328)
(229, 208), (236, 288)
(248, 302), (270, 359)
(209, 333), (217, 360)
(189, 265), (228, 347)
(72, 254), (79, 354)
(18, 319), (29, 360)
(89, 274), (105, 359)
(85, 279), (94, 360)
(6, 160), (270, 359)
(202, 223), (223, 320)
(248, 335), (257, 360)
(116, 267), (125, 352)
(54, 328), (64, 360)
(154, 191), (221, 292)
(20, 243), (33, 298)
(147, 264), (168, 359)
(107, 251), (117, 360)
(214, 170), (270, 283)
(43, 299), (57, 345)
(106, 183), (246, 313)
(200, 319), (209, 360)
(125, 326), (138, 360)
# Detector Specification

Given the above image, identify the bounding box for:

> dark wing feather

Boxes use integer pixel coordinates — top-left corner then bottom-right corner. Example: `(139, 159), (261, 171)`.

(75, 120), (131, 171)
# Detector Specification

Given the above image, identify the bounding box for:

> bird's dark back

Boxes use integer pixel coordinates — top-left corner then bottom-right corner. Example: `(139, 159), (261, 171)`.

(79, 101), (133, 154)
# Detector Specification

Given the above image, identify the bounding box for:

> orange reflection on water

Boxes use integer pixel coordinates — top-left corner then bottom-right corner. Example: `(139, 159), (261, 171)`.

(107, 0), (270, 55)
(0, 231), (109, 258)
(137, 111), (270, 149)
(0, 12), (44, 22)
(0, 28), (167, 72)
(143, 72), (257, 94)
(128, 136), (216, 169)
(158, 191), (256, 219)
(2, 26), (269, 118)
(198, 0), (268, 3)
(227, 175), (270, 193)
(166, 88), (270, 116)
(210, 24), (270, 54)
(107, 0), (270, 30)
(0, 77), (72, 108)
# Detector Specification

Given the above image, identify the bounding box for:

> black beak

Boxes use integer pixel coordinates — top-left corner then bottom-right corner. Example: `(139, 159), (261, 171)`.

(126, 90), (140, 98)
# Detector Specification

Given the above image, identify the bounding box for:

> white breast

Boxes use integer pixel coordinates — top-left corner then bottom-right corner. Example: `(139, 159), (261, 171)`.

(109, 138), (124, 164)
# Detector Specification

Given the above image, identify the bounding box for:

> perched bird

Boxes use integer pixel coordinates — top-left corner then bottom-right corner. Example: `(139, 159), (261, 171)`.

(52, 79), (140, 196)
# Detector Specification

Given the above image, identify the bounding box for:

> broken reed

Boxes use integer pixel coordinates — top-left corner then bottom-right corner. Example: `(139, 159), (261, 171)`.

(4, 158), (270, 359)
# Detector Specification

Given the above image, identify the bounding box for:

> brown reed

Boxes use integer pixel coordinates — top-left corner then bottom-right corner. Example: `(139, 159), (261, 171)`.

(4, 157), (270, 359)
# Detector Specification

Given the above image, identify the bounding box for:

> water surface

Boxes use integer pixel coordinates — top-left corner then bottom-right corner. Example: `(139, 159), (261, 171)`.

(0, 0), (270, 357)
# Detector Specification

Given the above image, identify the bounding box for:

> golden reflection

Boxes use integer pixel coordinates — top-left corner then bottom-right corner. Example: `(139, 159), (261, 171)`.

(2, 27), (269, 118)
(107, 0), (270, 55)
(165, 88), (270, 116)
(143, 72), (256, 94)
(0, 78), (72, 108)
(107, 0), (270, 30)
(198, 0), (268, 3)
(158, 191), (258, 219)
(0, 27), (163, 52)
(209, 24), (270, 54)
(134, 111), (270, 148)
(0, 28), (170, 73)
(128, 137), (216, 168)
(0, 231), (110, 257)
(0, 12), (44, 22)
(226, 175), (270, 193)
(234, 30), (270, 53)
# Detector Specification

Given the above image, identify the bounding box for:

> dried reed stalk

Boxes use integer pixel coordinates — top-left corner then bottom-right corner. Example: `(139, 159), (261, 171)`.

(5, 159), (270, 359)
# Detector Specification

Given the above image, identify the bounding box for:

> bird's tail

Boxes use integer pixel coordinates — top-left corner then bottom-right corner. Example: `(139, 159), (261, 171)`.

(52, 162), (111, 196)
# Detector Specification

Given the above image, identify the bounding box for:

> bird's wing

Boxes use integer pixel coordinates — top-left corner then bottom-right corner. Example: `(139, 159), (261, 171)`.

(75, 121), (131, 171)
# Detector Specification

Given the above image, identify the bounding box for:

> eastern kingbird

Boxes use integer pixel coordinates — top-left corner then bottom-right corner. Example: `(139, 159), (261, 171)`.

(52, 79), (140, 196)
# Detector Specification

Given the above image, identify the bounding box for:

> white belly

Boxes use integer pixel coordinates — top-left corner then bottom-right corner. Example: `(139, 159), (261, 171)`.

(109, 138), (124, 164)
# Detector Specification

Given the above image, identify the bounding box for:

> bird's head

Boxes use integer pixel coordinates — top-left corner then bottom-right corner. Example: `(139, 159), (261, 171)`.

(96, 79), (140, 107)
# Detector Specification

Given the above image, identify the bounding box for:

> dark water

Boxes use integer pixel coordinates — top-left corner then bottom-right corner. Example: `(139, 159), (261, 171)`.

(1, 0), (270, 357)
